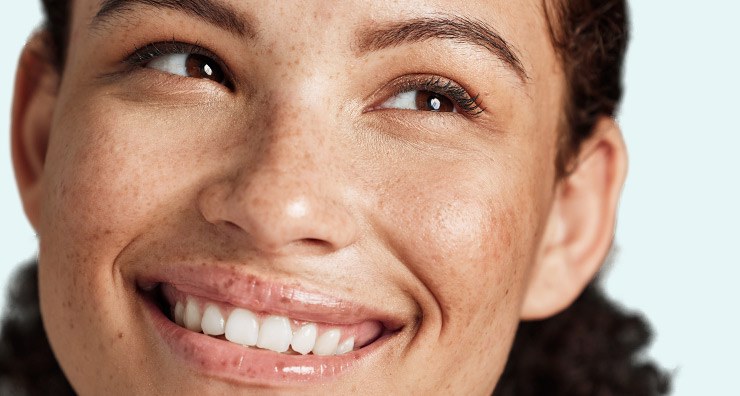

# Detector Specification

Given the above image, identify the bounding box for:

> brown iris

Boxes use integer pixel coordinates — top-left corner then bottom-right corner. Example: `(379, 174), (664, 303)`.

(415, 91), (455, 112)
(185, 54), (226, 84)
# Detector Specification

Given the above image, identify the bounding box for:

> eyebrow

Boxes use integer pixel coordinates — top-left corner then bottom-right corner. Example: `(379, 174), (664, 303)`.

(356, 15), (529, 82)
(92, 0), (255, 37)
(92, 3), (526, 81)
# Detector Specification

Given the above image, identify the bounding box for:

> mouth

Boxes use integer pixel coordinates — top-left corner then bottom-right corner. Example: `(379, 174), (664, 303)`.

(136, 266), (404, 385)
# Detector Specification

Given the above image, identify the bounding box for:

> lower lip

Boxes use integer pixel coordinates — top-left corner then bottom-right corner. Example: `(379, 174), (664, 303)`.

(141, 291), (388, 386)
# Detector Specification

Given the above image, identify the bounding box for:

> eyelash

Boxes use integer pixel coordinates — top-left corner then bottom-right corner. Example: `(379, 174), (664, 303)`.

(390, 76), (485, 116)
(124, 41), (484, 116)
(125, 41), (235, 88)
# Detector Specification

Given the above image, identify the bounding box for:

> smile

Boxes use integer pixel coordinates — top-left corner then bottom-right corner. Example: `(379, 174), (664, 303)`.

(136, 265), (405, 385)
(162, 285), (384, 356)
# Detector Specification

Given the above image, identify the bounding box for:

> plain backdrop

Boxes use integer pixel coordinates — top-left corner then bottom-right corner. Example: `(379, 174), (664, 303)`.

(2, 2), (739, 394)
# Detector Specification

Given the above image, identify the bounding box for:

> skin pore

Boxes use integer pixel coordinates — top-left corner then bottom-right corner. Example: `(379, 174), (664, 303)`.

(12, 0), (627, 394)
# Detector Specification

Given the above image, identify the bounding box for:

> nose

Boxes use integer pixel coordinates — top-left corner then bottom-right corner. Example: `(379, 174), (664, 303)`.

(198, 112), (360, 256)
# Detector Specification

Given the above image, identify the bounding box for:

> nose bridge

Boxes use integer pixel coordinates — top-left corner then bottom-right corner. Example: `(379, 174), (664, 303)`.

(241, 127), (330, 230)
(200, 93), (359, 255)
(252, 70), (350, 199)
(260, 97), (333, 178)
(250, 88), (339, 200)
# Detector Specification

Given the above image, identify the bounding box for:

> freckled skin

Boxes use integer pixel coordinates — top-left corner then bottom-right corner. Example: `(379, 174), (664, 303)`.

(31, 0), (569, 395)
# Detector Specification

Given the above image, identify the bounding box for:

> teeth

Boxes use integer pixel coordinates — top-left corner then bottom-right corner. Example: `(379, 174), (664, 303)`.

(290, 324), (318, 355)
(335, 337), (354, 355)
(312, 328), (341, 356)
(172, 297), (360, 356)
(224, 308), (259, 346)
(174, 301), (184, 327)
(183, 298), (203, 332)
(257, 316), (293, 353)
(201, 305), (225, 336)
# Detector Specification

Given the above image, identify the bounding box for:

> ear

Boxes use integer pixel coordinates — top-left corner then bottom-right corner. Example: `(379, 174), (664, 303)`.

(11, 32), (60, 231)
(521, 117), (628, 320)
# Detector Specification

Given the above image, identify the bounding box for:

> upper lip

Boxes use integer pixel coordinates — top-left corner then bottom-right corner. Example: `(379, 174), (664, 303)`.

(136, 262), (406, 330)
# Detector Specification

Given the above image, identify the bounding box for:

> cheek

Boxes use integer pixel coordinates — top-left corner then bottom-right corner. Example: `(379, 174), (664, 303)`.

(36, 92), (234, 391)
(382, 167), (537, 304)
(40, 95), (228, 251)
(375, 161), (542, 374)
(37, 97), (209, 325)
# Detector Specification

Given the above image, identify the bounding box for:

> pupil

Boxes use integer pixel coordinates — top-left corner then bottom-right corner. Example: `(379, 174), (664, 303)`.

(414, 91), (455, 112)
(186, 54), (225, 84)
(428, 96), (442, 111)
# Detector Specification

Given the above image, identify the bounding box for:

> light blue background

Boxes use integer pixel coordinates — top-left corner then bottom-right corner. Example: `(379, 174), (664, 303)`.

(2, 2), (738, 394)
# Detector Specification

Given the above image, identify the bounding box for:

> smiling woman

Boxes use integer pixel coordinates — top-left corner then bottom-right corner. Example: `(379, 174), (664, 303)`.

(1, 0), (669, 395)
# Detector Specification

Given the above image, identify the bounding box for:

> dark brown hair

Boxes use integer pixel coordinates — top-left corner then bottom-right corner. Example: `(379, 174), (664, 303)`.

(40, 0), (71, 70)
(1, 0), (670, 394)
(546, 0), (630, 174)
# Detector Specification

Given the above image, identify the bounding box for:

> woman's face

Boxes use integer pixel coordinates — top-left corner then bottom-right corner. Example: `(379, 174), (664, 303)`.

(32, 0), (567, 394)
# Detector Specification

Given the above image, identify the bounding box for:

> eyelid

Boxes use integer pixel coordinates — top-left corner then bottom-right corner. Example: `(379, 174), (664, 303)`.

(124, 40), (235, 89)
(378, 75), (485, 117)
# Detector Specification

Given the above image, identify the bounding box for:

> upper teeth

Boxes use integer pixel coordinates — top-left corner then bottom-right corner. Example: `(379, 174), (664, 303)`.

(173, 297), (355, 356)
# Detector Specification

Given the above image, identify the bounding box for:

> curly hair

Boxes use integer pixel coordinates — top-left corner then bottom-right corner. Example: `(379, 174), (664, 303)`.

(1, 0), (672, 394)
(494, 282), (671, 395)
(546, 0), (631, 174)
(0, 264), (74, 395)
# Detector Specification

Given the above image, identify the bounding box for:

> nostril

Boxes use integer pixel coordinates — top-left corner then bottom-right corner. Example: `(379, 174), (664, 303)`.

(286, 238), (335, 254)
(224, 221), (242, 231)
(302, 238), (332, 248)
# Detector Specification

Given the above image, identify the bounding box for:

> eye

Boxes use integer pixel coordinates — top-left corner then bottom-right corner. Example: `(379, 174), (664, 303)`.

(126, 42), (232, 88)
(147, 53), (227, 85)
(375, 76), (484, 116)
(380, 90), (457, 113)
